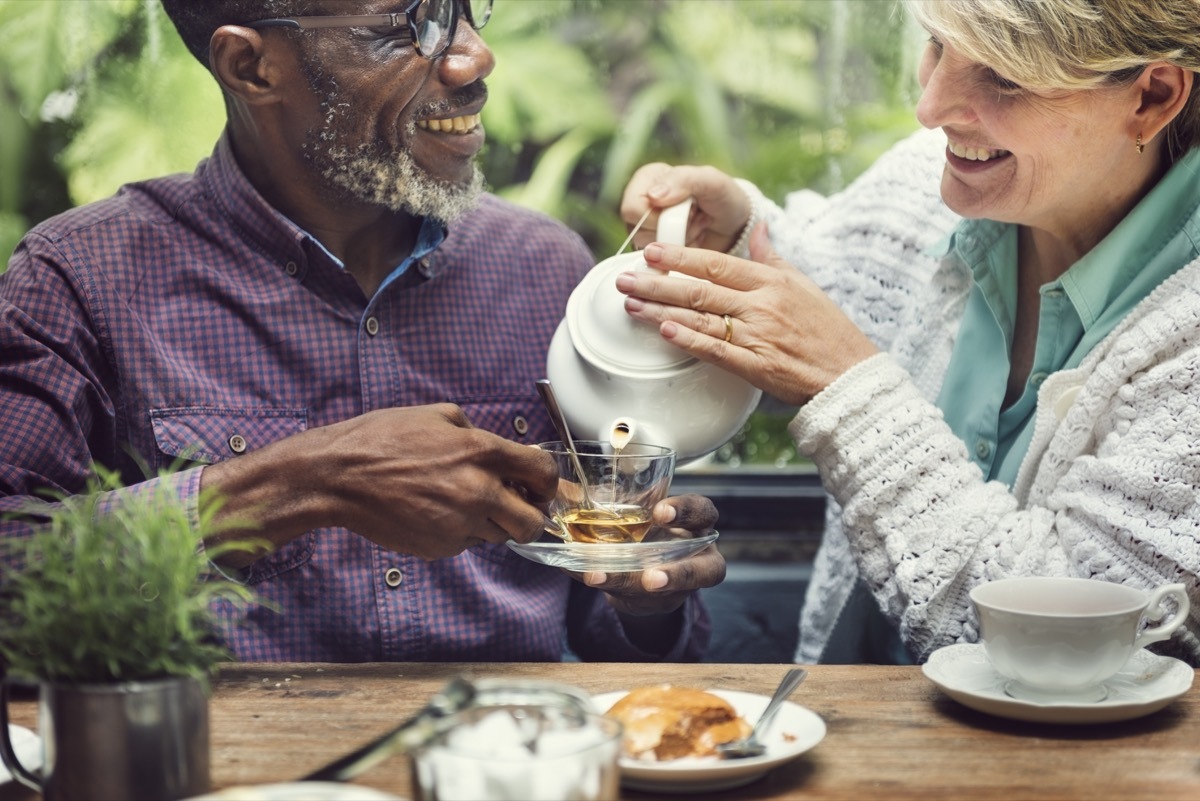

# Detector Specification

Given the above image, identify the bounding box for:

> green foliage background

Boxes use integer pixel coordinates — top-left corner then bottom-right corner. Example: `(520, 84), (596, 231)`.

(0, 0), (924, 467)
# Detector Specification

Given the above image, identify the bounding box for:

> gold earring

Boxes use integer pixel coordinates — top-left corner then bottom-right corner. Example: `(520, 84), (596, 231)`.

(1136, 133), (1144, 154)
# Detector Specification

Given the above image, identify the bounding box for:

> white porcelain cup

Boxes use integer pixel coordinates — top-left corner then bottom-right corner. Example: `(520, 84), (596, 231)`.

(969, 577), (1190, 702)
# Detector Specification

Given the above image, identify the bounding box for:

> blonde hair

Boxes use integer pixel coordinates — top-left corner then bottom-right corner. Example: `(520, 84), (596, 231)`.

(905, 0), (1200, 162)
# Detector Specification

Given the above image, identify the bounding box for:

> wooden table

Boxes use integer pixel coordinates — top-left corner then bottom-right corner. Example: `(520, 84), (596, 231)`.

(5, 661), (1198, 800)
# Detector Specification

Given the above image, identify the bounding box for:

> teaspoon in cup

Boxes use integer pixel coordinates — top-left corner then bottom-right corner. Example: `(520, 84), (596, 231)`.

(535, 378), (599, 512)
(717, 668), (808, 759)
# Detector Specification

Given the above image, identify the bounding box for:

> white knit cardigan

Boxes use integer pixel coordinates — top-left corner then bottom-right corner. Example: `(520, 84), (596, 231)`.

(740, 127), (1200, 666)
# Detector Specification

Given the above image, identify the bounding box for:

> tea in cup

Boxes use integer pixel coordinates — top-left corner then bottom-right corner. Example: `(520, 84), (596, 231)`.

(539, 441), (675, 544)
(969, 576), (1190, 702)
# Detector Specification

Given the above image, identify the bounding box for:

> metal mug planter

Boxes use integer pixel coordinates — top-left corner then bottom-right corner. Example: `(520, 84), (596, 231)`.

(0, 674), (210, 801)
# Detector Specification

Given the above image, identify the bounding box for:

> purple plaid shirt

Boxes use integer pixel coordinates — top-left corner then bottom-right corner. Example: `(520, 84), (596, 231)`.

(0, 135), (708, 663)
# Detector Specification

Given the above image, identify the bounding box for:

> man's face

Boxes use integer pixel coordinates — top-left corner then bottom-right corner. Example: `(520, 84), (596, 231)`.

(293, 2), (495, 223)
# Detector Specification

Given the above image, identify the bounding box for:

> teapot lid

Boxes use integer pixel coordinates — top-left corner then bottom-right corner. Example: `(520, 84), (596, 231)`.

(565, 201), (699, 377)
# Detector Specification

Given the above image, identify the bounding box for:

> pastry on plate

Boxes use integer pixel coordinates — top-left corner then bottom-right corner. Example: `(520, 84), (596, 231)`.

(604, 684), (751, 761)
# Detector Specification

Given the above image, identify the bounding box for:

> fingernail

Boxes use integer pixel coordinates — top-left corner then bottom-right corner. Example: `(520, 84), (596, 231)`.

(645, 570), (669, 590)
(585, 572), (608, 586)
(649, 185), (669, 199)
(624, 297), (645, 312)
(615, 272), (636, 292)
(643, 243), (664, 262)
(657, 504), (677, 523)
(660, 321), (679, 339)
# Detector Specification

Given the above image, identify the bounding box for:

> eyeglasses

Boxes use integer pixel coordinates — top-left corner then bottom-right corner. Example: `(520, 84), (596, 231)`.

(246, 0), (494, 60)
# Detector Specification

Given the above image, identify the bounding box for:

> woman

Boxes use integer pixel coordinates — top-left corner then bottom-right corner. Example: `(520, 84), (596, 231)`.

(615, 0), (1200, 665)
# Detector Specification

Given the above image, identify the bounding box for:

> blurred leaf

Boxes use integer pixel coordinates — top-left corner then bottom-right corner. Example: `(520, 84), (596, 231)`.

(0, 0), (132, 114)
(499, 126), (601, 217)
(484, 0), (613, 145)
(0, 210), (26, 268)
(599, 81), (680, 203)
(62, 24), (222, 204)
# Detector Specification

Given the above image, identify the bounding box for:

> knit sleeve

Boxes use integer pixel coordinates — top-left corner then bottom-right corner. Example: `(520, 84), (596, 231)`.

(748, 127), (961, 352)
(791, 310), (1200, 665)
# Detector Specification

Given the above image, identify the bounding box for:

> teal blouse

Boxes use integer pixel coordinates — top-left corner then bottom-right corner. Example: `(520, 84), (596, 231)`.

(933, 148), (1200, 487)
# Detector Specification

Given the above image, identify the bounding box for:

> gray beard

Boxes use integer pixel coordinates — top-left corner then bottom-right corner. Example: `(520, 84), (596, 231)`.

(319, 142), (485, 225)
(297, 53), (485, 225)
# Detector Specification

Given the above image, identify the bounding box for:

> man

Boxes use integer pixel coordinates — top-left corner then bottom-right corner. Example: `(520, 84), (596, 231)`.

(0, 0), (725, 662)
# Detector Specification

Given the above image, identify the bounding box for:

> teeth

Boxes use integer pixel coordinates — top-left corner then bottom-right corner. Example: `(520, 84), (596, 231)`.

(416, 113), (481, 134)
(948, 140), (1009, 162)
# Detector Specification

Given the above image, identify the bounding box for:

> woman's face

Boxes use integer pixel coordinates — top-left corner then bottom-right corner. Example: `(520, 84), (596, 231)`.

(915, 35), (1142, 242)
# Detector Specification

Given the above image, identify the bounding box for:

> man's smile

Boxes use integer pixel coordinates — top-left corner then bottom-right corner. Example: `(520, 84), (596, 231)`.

(416, 112), (482, 134)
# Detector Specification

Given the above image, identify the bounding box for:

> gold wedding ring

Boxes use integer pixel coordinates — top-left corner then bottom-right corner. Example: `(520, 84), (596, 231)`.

(722, 314), (734, 343)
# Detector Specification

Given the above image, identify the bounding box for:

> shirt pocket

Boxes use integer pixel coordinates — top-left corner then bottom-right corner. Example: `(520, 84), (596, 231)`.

(149, 406), (315, 582)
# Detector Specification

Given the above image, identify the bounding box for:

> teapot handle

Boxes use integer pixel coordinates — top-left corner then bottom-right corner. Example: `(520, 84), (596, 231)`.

(638, 199), (692, 275)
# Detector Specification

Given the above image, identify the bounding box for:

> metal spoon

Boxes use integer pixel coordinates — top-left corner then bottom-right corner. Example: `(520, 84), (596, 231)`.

(717, 668), (808, 759)
(301, 676), (477, 782)
(535, 378), (599, 511)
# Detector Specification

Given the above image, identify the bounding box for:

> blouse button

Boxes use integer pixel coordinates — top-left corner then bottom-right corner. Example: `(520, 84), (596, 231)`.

(975, 440), (991, 459)
(365, 316), (380, 336)
(384, 568), (404, 588)
(512, 415), (529, 436)
(284, 261), (299, 276)
(228, 434), (247, 454)
(1029, 372), (1048, 387)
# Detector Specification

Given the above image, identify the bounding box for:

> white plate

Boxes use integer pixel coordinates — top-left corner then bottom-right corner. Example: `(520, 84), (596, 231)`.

(185, 782), (404, 800)
(592, 688), (825, 794)
(0, 724), (41, 786)
(923, 643), (1194, 724)
(507, 531), (719, 573)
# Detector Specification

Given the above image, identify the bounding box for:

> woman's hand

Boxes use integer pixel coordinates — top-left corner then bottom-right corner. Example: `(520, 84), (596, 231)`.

(620, 163), (754, 253)
(616, 225), (880, 406)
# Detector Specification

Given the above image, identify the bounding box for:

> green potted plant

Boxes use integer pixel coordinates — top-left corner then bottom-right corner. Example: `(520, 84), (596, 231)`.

(0, 468), (258, 801)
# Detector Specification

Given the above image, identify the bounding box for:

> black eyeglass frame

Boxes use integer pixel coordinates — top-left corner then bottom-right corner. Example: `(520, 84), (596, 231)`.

(245, 0), (493, 59)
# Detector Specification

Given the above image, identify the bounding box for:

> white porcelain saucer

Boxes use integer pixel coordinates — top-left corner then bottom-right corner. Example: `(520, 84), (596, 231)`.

(592, 689), (825, 793)
(923, 643), (1194, 724)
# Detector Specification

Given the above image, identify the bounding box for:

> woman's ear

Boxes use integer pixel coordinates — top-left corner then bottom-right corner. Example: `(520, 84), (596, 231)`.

(209, 25), (286, 106)
(1131, 62), (1193, 146)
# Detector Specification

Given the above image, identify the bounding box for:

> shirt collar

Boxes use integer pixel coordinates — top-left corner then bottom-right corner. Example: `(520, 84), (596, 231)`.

(1061, 147), (1200, 325)
(929, 147), (1200, 329)
(202, 131), (448, 293)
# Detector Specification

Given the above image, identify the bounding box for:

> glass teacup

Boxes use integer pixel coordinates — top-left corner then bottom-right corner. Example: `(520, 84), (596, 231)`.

(539, 441), (675, 544)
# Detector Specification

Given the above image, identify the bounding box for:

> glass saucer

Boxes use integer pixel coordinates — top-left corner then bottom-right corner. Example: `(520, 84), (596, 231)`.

(506, 531), (719, 573)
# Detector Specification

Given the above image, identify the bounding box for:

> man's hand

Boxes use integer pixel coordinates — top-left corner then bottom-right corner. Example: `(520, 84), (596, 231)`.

(202, 404), (559, 563)
(573, 493), (725, 616)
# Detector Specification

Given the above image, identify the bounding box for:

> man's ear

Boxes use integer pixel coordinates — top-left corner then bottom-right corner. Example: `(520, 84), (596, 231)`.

(1131, 62), (1193, 146)
(209, 25), (288, 106)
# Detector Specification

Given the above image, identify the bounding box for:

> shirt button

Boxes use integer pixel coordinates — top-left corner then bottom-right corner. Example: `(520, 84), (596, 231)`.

(418, 257), (433, 277)
(512, 415), (529, 436)
(228, 434), (247, 454)
(384, 568), (404, 588)
(284, 261), (299, 276)
(365, 316), (380, 336)
(975, 440), (991, 459)
(1030, 372), (1049, 387)
(1043, 287), (1064, 298)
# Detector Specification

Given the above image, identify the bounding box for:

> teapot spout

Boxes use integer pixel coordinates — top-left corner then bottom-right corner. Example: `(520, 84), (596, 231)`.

(607, 418), (637, 451)
(603, 417), (676, 454)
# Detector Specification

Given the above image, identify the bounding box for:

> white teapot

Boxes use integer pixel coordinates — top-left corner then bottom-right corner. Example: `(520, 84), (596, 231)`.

(546, 201), (762, 463)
